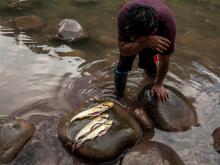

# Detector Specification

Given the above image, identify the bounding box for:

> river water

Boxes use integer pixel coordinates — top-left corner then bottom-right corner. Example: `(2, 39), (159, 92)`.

(0, 0), (219, 165)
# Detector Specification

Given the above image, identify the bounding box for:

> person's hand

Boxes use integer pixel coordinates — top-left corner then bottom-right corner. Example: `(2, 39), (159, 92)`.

(143, 35), (171, 54)
(151, 84), (169, 102)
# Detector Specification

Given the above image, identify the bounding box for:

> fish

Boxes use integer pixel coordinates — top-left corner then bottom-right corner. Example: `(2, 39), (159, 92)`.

(70, 102), (113, 123)
(72, 120), (113, 151)
(74, 113), (109, 142)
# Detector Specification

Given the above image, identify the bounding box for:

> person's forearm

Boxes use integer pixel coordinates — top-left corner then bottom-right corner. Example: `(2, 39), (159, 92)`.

(155, 55), (170, 85)
(119, 40), (147, 56)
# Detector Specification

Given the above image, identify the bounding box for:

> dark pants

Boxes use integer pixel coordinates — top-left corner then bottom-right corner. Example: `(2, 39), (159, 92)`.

(116, 47), (158, 76)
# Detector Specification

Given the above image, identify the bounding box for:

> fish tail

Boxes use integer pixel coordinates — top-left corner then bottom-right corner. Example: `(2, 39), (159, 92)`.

(71, 143), (77, 152)
(98, 129), (108, 137)
(76, 140), (84, 149)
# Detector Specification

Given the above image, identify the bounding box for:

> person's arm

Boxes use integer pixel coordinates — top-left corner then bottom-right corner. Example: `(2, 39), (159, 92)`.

(119, 35), (171, 56)
(151, 55), (170, 102)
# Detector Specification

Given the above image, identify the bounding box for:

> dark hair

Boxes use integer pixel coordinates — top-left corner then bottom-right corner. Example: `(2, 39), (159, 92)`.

(124, 4), (158, 39)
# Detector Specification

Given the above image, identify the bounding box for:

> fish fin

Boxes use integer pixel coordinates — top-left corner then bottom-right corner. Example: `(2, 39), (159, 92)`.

(98, 129), (108, 137)
(101, 115), (109, 120)
(89, 111), (101, 116)
(71, 143), (77, 152)
(76, 141), (84, 149)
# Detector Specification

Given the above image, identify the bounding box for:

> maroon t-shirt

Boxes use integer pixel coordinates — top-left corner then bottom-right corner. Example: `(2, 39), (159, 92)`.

(117, 0), (176, 55)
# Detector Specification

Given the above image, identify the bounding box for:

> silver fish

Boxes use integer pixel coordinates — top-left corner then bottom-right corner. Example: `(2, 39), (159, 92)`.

(74, 113), (109, 142)
(70, 102), (113, 123)
(72, 120), (113, 150)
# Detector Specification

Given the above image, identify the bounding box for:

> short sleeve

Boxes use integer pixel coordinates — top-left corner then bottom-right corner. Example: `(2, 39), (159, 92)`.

(158, 7), (176, 55)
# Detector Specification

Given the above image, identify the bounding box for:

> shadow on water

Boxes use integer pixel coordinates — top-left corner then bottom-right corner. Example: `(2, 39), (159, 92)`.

(0, 0), (220, 164)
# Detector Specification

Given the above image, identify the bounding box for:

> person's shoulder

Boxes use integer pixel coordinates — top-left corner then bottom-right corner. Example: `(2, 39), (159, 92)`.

(158, 5), (176, 23)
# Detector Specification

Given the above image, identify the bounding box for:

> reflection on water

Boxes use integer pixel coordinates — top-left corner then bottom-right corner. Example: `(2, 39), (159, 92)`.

(0, 0), (220, 164)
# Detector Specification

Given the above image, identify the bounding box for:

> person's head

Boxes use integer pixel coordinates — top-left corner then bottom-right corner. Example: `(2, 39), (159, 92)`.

(124, 4), (158, 40)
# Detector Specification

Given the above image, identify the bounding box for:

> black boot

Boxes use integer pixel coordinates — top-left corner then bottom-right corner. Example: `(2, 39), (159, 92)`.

(114, 69), (128, 98)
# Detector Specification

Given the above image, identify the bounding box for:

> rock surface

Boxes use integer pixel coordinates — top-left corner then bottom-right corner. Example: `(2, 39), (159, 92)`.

(7, 0), (33, 10)
(138, 84), (198, 131)
(56, 19), (88, 42)
(0, 115), (35, 164)
(122, 141), (185, 165)
(212, 127), (220, 153)
(57, 102), (142, 162)
(133, 108), (153, 130)
(14, 15), (45, 31)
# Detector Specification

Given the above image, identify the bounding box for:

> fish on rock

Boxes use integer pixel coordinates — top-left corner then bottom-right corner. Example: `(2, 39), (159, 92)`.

(73, 113), (109, 142)
(70, 102), (113, 123)
(72, 120), (113, 150)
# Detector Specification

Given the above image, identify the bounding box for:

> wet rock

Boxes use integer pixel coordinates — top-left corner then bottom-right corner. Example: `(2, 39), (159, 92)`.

(0, 115), (35, 164)
(56, 19), (88, 42)
(212, 127), (220, 153)
(7, 0), (33, 10)
(14, 15), (45, 31)
(138, 84), (197, 132)
(57, 102), (142, 162)
(122, 141), (185, 165)
(133, 108), (153, 130)
(6, 0), (53, 10)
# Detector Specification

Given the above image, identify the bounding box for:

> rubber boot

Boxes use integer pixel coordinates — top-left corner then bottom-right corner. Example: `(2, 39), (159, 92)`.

(114, 69), (128, 98)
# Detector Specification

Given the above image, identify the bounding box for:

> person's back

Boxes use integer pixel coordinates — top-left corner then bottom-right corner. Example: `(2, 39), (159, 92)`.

(115, 0), (176, 102)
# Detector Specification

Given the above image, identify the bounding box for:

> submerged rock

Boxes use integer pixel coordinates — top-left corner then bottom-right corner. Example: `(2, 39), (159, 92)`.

(0, 115), (35, 164)
(14, 15), (45, 31)
(57, 102), (142, 162)
(56, 19), (88, 42)
(7, 0), (53, 10)
(122, 141), (185, 165)
(212, 127), (220, 153)
(7, 0), (33, 10)
(138, 84), (197, 132)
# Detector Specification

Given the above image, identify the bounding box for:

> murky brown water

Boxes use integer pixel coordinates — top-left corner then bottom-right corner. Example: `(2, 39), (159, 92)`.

(0, 0), (219, 164)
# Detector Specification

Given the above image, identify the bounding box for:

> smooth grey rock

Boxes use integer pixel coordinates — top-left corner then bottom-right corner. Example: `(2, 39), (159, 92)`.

(138, 84), (198, 132)
(56, 19), (88, 42)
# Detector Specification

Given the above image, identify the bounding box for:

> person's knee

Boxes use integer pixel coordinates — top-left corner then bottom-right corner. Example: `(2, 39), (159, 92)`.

(116, 61), (133, 72)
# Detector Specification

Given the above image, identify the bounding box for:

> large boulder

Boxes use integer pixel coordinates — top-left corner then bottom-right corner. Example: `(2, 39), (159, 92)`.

(0, 115), (35, 164)
(56, 19), (88, 42)
(122, 141), (185, 165)
(57, 102), (142, 162)
(212, 127), (220, 153)
(138, 84), (198, 131)
(14, 15), (45, 31)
